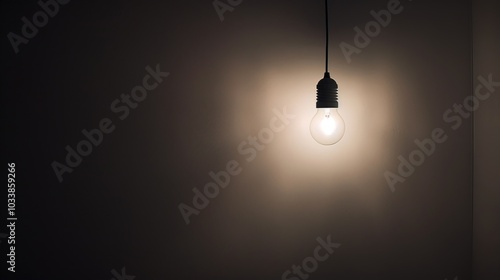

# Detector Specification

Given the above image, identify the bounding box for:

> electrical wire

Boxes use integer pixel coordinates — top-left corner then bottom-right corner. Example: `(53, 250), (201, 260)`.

(325, 0), (329, 73)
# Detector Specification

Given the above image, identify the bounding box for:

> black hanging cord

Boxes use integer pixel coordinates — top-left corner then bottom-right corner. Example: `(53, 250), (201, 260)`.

(325, 0), (329, 73)
(316, 0), (338, 109)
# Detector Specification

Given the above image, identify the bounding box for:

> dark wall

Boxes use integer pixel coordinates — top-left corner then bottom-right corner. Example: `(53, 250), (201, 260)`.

(0, 0), (483, 279)
(473, 0), (500, 279)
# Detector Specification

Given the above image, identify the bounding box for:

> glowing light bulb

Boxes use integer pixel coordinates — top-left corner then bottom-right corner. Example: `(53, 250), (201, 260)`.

(310, 108), (345, 145)
(310, 72), (345, 145)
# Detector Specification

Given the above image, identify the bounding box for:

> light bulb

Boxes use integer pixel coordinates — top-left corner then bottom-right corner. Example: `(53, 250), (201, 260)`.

(310, 72), (345, 145)
(310, 108), (345, 145)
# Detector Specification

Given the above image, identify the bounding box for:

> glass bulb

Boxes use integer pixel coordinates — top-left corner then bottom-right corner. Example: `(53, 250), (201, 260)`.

(310, 108), (345, 145)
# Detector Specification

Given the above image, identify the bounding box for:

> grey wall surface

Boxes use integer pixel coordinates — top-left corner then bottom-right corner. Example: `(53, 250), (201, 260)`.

(473, 0), (500, 279)
(1, 0), (491, 279)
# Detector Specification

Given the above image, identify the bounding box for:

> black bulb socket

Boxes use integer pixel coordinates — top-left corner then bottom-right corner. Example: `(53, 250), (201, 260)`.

(316, 72), (339, 108)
